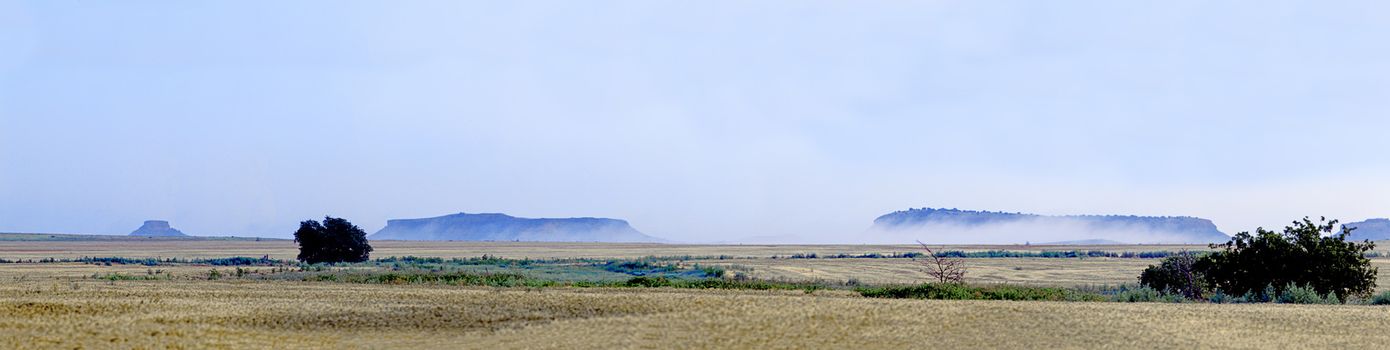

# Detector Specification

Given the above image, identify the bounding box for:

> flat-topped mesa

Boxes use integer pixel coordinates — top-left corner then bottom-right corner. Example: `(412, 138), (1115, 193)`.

(1344, 218), (1390, 241)
(370, 212), (662, 242)
(129, 220), (188, 237)
(870, 208), (1229, 244)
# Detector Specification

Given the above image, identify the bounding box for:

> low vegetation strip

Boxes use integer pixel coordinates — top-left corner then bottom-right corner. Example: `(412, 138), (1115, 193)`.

(66, 251), (1390, 305)
(778, 250), (1179, 259)
(258, 269), (829, 292)
(307, 271), (550, 287)
(857, 283), (1106, 302)
(0, 256), (286, 266)
(855, 282), (1390, 305)
(0, 254), (745, 266)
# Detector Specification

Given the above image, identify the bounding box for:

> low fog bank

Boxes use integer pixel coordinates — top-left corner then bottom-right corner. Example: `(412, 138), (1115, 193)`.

(864, 218), (1230, 245)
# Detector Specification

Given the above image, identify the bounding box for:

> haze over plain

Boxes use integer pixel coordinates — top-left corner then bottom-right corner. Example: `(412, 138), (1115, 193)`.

(2, 1), (1388, 242)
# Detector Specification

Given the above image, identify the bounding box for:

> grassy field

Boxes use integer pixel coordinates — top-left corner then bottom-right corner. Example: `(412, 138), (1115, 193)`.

(6, 238), (1390, 287)
(4, 238), (1390, 348)
(3, 280), (1389, 349)
(705, 257), (1159, 286)
(0, 238), (1198, 286)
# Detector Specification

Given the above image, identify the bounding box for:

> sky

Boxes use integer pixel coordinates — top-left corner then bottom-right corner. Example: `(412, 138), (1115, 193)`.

(1, 1), (1388, 242)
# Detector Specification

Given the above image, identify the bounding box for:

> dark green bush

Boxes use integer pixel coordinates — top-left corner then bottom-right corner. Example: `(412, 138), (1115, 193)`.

(1138, 251), (1206, 299)
(624, 276), (672, 288)
(204, 256), (279, 266)
(1207, 290), (1232, 304)
(694, 265), (726, 278)
(1197, 217), (1375, 302)
(603, 261), (679, 275)
(1275, 283), (1340, 304)
(1370, 291), (1390, 305)
(1113, 287), (1174, 303)
(294, 217), (373, 264)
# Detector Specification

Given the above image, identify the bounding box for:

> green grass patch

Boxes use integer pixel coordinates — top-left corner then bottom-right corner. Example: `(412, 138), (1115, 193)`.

(300, 271), (556, 287)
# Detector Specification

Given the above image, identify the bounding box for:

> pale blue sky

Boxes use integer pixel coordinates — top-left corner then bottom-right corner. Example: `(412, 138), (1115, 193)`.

(1, 1), (1388, 241)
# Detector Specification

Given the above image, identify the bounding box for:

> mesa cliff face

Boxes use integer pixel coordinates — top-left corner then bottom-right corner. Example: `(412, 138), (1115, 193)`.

(370, 212), (661, 242)
(128, 220), (188, 237)
(1344, 219), (1390, 241)
(870, 208), (1229, 244)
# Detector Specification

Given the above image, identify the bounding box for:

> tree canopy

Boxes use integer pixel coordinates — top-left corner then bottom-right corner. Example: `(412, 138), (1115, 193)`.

(1196, 217), (1376, 300)
(294, 216), (373, 264)
(1138, 251), (1204, 299)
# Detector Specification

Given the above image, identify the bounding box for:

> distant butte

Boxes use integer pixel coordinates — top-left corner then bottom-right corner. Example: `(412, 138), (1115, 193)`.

(128, 220), (188, 237)
(370, 212), (662, 242)
(871, 207), (1229, 244)
(1345, 218), (1390, 241)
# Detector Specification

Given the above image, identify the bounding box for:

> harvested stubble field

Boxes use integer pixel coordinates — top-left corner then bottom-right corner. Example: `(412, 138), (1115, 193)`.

(5, 237), (1390, 349)
(3, 280), (1390, 349)
(704, 257), (1158, 286)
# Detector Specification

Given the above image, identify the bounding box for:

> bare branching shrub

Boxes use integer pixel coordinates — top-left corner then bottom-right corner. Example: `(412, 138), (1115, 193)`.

(916, 241), (966, 283)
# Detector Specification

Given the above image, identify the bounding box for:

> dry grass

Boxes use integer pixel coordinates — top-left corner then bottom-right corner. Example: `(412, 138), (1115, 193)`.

(2, 280), (1389, 349)
(705, 257), (1158, 286)
(704, 257), (1390, 290)
(6, 257), (1388, 291)
(0, 263), (215, 281)
(6, 240), (1390, 348)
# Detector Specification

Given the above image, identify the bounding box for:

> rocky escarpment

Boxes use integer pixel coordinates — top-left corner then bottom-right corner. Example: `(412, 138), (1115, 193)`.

(370, 212), (661, 242)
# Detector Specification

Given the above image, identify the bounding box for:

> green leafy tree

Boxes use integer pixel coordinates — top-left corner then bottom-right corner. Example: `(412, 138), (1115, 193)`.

(1138, 251), (1205, 299)
(294, 216), (373, 264)
(1195, 217), (1376, 301)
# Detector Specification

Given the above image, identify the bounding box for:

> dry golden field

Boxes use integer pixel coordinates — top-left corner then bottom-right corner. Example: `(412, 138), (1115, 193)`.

(3, 280), (1390, 349)
(5, 238), (1390, 349)
(703, 258), (1390, 290)
(704, 257), (1157, 286)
